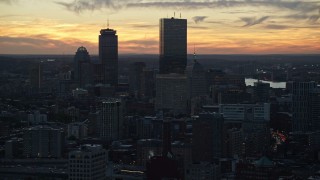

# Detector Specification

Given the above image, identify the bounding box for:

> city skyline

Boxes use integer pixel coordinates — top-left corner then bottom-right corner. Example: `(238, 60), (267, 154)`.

(0, 0), (320, 55)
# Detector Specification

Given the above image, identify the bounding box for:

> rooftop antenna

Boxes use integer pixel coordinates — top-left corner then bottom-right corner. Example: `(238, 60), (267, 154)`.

(107, 18), (109, 29)
(180, 13), (181, 19)
(193, 44), (197, 62)
(174, 12), (175, 18)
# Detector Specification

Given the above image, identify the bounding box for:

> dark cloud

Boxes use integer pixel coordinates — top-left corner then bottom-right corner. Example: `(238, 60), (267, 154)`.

(129, 24), (158, 28)
(193, 16), (208, 24)
(308, 15), (320, 24)
(0, 0), (19, 5)
(123, 39), (158, 46)
(189, 26), (210, 30)
(240, 16), (269, 27)
(263, 23), (320, 30)
(55, 0), (320, 14)
(55, 0), (133, 14)
(264, 24), (290, 30)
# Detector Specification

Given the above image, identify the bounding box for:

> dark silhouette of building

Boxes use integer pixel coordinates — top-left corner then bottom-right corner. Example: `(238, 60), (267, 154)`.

(146, 118), (183, 179)
(253, 81), (270, 103)
(30, 62), (43, 92)
(291, 81), (317, 132)
(159, 17), (187, 74)
(97, 99), (123, 141)
(311, 90), (320, 131)
(192, 113), (224, 162)
(186, 54), (207, 99)
(128, 62), (146, 97)
(99, 27), (118, 86)
(236, 156), (281, 179)
(140, 69), (155, 98)
(74, 46), (93, 88)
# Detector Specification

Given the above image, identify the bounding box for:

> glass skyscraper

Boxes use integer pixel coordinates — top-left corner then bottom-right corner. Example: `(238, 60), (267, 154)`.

(99, 28), (118, 86)
(159, 18), (187, 74)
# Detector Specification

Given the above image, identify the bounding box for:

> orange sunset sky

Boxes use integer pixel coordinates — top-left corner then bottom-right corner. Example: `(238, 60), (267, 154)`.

(0, 0), (320, 54)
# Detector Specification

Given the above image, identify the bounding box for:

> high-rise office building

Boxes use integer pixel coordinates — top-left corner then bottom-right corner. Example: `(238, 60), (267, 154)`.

(159, 18), (187, 74)
(155, 73), (188, 115)
(192, 113), (224, 162)
(23, 125), (64, 158)
(98, 99), (123, 141)
(186, 58), (207, 99)
(311, 90), (320, 131)
(69, 144), (107, 180)
(140, 69), (155, 98)
(129, 62), (146, 96)
(253, 81), (270, 103)
(74, 46), (93, 88)
(292, 81), (318, 132)
(30, 62), (43, 92)
(99, 28), (118, 86)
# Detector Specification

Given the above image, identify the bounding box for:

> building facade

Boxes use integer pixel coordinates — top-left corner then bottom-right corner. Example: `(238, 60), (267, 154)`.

(99, 28), (118, 86)
(69, 144), (107, 180)
(98, 99), (123, 141)
(159, 18), (187, 74)
(219, 103), (270, 122)
(291, 81), (318, 132)
(155, 73), (188, 115)
(192, 113), (224, 162)
(23, 126), (64, 158)
(74, 46), (93, 88)
(186, 59), (207, 99)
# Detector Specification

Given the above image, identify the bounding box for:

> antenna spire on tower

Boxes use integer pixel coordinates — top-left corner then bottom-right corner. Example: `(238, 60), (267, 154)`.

(107, 18), (109, 29)
(193, 44), (197, 62)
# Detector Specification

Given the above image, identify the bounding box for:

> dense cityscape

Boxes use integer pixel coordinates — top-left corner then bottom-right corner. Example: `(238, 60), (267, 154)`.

(1, 0), (320, 179)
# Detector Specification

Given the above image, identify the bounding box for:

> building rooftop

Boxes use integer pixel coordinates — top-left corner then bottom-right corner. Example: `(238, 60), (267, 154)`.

(254, 156), (274, 167)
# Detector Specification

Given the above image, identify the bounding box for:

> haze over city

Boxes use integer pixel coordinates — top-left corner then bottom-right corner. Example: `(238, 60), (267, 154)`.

(1, 0), (320, 54)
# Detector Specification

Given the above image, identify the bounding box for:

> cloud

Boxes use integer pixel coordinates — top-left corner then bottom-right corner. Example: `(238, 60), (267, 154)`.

(0, 0), (19, 5)
(189, 25), (210, 30)
(263, 23), (320, 30)
(123, 39), (157, 46)
(129, 24), (158, 28)
(284, 11), (320, 24)
(55, 0), (320, 14)
(308, 14), (320, 24)
(55, 0), (133, 14)
(0, 36), (96, 54)
(240, 16), (269, 27)
(264, 24), (290, 30)
(193, 16), (208, 24)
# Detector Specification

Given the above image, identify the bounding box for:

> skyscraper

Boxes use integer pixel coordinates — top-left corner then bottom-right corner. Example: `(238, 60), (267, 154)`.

(292, 81), (317, 132)
(23, 125), (64, 158)
(99, 27), (118, 86)
(186, 57), (207, 99)
(253, 81), (270, 103)
(155, 73), (188, 115)
(98, 99), (123, 141)
(129, 62), (146, 96)
(159, 18), (187, 74)
(74, 46), (93, 88)
(192, 113), (224, 162)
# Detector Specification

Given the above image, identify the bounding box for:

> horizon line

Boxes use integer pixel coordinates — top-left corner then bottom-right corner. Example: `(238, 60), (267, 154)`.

(1, 53), (320, 56)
